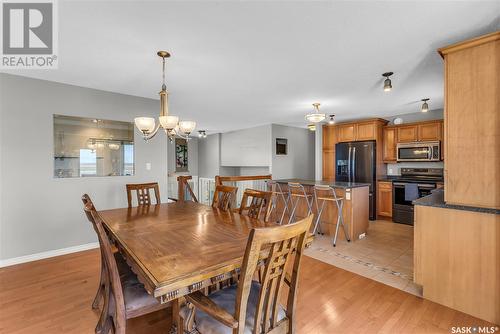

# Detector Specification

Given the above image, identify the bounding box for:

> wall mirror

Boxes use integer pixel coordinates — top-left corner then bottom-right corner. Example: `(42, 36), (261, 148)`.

(276, 138), (288, 155)
(53, 115), (134, 178)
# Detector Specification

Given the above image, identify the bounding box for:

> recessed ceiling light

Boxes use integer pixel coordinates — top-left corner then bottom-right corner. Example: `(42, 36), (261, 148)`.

(382, 72), (393, 92)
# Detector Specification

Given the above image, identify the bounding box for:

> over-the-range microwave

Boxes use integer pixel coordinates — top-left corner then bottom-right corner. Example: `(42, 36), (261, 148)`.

(396, 141), (441, 162)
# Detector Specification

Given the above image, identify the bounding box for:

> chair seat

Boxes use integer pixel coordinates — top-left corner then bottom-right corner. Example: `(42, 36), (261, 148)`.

(115, 253), (166, 317)
(182, 281), (286, 334)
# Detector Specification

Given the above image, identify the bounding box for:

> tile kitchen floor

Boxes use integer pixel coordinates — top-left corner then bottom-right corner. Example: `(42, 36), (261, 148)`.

(304, 220), (421, 296)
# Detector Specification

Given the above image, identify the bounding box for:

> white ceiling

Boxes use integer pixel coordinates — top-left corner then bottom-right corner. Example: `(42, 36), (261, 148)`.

(4, 1), (499, 132)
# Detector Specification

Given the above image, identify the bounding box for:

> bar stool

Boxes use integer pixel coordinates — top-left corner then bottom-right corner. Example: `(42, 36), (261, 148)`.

(313, 185), (350, 247)
(287, 182), (314, 225)
(266, 180), (290, 225)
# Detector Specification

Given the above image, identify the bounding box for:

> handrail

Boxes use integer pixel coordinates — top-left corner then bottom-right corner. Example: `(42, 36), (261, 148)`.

(177, 175), (198, 203)
(215, 174), (272, 186)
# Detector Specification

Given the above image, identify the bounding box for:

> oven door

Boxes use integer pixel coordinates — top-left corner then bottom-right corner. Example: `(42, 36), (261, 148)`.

(392, 182), (436, 225)
(397, 144), (432, 162)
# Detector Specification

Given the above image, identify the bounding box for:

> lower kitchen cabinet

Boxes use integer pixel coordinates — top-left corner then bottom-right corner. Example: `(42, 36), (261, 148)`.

(377, 181), (393, 218)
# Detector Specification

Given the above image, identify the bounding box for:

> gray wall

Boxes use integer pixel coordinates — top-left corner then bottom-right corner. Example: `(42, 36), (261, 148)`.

(198, 133), (221, 178)
(271, 124), (315, 179)
(0, 74), (167, 260)
(220, 125), (272, 167)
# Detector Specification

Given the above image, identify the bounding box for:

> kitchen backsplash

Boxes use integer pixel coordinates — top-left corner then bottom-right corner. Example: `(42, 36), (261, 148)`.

(386, 162), (444, 175)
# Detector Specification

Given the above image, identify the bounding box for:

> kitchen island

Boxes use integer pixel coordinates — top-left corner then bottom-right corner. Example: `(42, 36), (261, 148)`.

(274, 179), (370, 241)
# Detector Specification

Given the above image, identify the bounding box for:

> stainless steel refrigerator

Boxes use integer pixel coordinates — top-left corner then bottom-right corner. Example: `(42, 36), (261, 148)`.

(335, 140), (376, 220)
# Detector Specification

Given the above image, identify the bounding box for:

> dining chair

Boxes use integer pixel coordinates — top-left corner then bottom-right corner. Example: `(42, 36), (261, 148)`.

(238, 189), (273, 222)
(82, 195), (169, 334)
(212, 185), (238, 211)
(179, 214), (313, 334)
(126, 182), (161, 207)
(81, 194), (107, 311)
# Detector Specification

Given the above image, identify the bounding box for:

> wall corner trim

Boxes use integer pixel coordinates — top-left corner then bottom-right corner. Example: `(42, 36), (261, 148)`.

(0, 242), (99, 268)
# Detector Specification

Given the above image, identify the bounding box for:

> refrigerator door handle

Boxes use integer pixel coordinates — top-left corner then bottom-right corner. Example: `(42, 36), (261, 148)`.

(352, 147), (356, 182)
(348, 146), (352, 182)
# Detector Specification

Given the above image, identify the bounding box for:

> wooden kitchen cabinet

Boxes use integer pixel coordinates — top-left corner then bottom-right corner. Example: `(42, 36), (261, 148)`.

(336, 124), (356, 142)
(322, 125), (336, 180)
(377, 181), (393, 218)
(382, 127), (397, 163)
(418, 121), (442, 141)
(356, 122), (376, 141)
(397, 125), (418, 142)
(439, 32), (500, 209)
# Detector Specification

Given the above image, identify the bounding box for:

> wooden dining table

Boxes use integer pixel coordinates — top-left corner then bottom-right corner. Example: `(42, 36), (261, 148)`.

(98, 201), (281, 330)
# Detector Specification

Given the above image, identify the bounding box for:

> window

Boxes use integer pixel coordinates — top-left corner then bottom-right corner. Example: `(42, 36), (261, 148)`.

(79, 149), (97, 177)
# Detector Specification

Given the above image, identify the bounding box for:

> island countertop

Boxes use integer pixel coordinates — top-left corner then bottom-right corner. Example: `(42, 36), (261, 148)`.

(273, 179), (370, 189)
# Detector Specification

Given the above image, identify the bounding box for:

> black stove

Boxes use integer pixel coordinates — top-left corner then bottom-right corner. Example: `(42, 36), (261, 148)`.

(391, 168), (443, 225)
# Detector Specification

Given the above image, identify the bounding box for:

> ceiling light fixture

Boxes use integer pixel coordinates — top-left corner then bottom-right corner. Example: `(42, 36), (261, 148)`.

(382, 72), (393, 92)
(198, 130), (207, 138)
(307, 124), (316, 131)
(134, 51), (196, 142)
(305, 103), (326, 123)
(328, 114), (335, 125)
(421, 98), (430, 112)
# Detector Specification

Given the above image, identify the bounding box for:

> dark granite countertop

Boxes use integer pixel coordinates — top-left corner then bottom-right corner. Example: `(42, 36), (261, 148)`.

(378, 176), (399, 182)
(274, 179), (370, 189)
(413, 189), (500, 215)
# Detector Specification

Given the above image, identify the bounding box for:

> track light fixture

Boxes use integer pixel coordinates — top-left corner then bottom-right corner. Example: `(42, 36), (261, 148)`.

(382, 72), (393, 92)
(421, 98), (430, 112)
(198, 130), (207, 138)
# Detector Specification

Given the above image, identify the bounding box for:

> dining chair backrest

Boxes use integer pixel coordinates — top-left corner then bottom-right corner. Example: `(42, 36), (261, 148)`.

(126, 182), (161, 207)
(239, 189), (273, 222)
(235, 214), (313, 334)
(212, 185), (238, 211)
(83, 200), (127, 333)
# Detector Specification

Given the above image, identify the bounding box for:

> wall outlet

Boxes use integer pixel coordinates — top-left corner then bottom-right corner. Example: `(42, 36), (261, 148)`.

(146, 163), (151, 170)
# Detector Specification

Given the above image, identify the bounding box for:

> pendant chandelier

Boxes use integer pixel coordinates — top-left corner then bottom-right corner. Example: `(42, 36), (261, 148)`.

(134, 51), (196, 142)
(305, 103), (325, 123)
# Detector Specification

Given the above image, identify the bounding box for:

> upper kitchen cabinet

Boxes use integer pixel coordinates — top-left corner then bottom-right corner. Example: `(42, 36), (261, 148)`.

(396, 125), (418, 142)
(393, 120), (443, 143)
(335, 119), (387, 143)
(439, 32), (500, 209)
(336, 123), (356, 142)
(322, 125), (336, 150)
(382, 127), (397, 163)
(418, 121), (442, 141)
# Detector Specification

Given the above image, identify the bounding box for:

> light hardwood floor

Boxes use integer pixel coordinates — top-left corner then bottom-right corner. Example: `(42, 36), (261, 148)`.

(0, 248), (494, 334)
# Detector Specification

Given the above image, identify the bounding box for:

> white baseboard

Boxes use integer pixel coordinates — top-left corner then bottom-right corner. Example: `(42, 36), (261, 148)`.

(0, 242), (99, 268)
